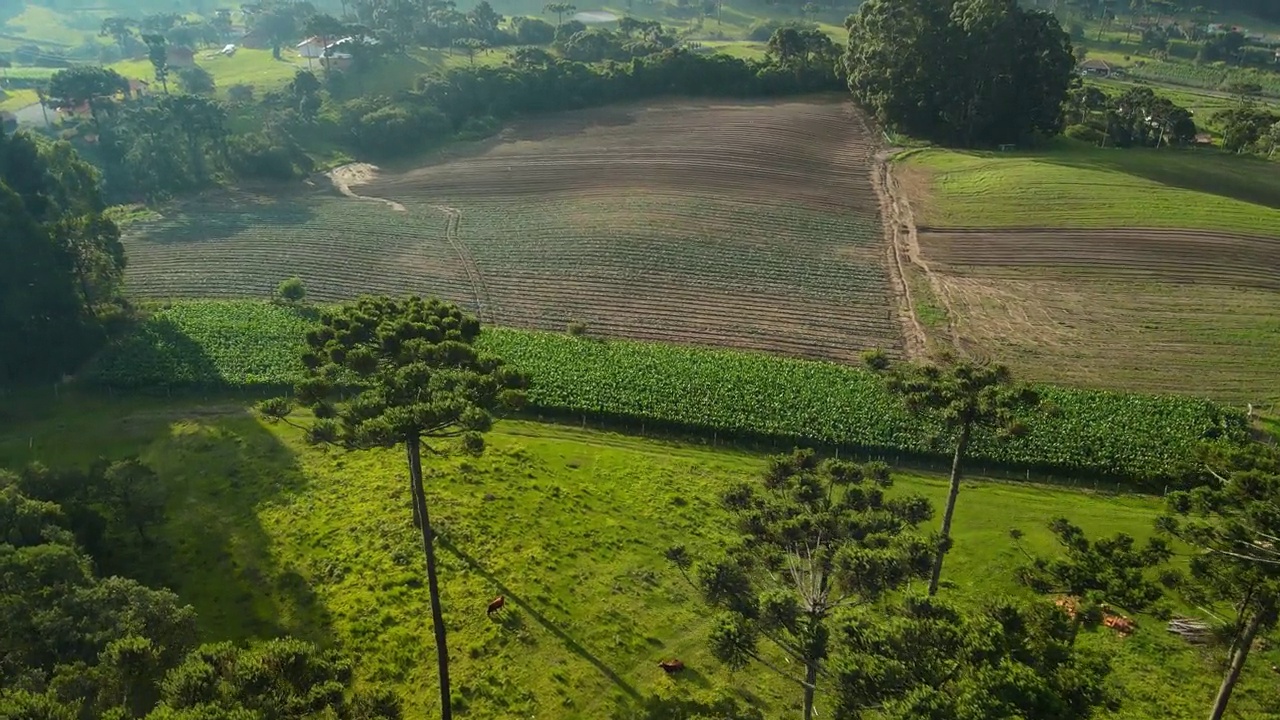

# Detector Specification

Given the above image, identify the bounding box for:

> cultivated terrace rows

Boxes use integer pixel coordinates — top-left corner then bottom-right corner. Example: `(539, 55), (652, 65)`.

(913, 227), (1280, 401)
(919, 228), (1280, 290)
(350, 99), (900, 362)
(123, 99), (900, 362)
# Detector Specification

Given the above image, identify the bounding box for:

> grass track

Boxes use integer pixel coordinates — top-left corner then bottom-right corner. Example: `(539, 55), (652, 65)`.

(0, 394), (1276, 719)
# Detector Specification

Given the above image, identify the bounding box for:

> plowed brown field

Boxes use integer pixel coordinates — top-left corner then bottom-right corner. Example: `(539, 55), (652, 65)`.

(124, 98), (899, 362)
(919, 228), (1280, 290)
(909, 225), (1280, 401)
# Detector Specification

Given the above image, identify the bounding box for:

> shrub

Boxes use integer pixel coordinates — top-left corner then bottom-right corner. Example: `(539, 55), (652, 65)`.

(861, 347), (890, 371)
(555, 20), (587, 44)
(227, 83), (255, 104)
(456, 114), (502, 141)
(1064, 123), (1105, 144)
(351, 102), (451, 157)
(177, 65), (216, 95)
(1167, 39), (1197, 60)
(1241, 46), (1274, 67)
(567, 320), (588, 337)
(747, 19), (816, 42)
(276, 277), (306, 304)
(513, 16), (555, 45)
(227, 133), (310, 180)
(1075, 595), (1105, 626)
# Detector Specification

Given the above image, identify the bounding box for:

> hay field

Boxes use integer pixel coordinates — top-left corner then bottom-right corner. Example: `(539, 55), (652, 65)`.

(895, 146), (1280, 402)
(123, 98), (901, 362)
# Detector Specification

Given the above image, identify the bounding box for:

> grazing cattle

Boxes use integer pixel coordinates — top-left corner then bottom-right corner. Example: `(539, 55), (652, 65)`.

(487, 596), (505, 616)
(658, 659), (685, 674)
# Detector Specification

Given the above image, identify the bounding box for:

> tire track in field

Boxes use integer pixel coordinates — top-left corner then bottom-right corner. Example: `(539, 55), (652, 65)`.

(435, 205), (496, 323)
(877, 153), (959, 356)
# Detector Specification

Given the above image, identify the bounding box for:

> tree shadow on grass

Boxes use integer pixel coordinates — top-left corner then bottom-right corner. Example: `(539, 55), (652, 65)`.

(438, 534), (643, 702)
(84, 317), (224, 390)
(0, 382), (338, 648)
(134, 403), (336, 646)
(131, 189), (322, 246)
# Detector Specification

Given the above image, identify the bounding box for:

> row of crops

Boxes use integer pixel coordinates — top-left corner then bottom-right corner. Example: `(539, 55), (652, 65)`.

(83, 301), (314, 388)
(82, 301), (1245, 485)
(1127, 61), (1280, 98)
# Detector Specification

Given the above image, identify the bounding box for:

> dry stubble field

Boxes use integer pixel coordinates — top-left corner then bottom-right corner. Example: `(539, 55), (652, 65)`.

(123, 98), (900, 362)
(894, 148), (1280, 402)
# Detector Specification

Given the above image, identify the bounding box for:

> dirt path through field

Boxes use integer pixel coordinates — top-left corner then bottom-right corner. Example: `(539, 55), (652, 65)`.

(875, 152), (960, 357)
(433, 204), (496, 322)
(327, 163), (407, 212)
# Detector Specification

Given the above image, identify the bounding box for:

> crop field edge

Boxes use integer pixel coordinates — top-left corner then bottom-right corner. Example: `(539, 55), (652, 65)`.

(76, 299), (1249, 488)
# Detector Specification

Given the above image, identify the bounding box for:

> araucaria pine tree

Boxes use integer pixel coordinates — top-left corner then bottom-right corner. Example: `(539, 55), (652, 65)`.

(670, 450), (934, 720)
(1159, 443), (1280, 720)
(883, 358), (1038, 595)
(258, 295), (527, 720)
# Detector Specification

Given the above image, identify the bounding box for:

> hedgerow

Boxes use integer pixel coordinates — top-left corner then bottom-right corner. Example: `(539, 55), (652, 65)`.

(81, 301), (1244, 484)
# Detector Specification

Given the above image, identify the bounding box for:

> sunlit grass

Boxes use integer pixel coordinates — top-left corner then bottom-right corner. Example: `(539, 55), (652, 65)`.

(0, 394), (1276, 718)
(902, 143), (1280, 235)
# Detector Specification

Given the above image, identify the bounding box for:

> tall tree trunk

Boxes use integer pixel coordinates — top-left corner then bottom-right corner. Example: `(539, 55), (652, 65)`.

(69, 248), (100, 321)
(407, 436), (453, 720)
(928, 421), (972, 596)
(802, 659), (818, 720)
(1208, 611), (1263, 720)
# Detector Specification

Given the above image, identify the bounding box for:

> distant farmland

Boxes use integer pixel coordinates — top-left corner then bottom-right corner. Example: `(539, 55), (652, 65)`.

(895, 146), (1280, 402)
(122, 98), (901, 363)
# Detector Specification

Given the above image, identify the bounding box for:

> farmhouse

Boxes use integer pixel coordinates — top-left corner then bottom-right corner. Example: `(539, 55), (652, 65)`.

(296, 36), (327, 58)
(1078, 59), (1113, 77)
(326, 35), (380, 52)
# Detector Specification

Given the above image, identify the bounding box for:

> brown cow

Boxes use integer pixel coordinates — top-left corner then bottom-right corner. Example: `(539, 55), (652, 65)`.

(487, 596), (505, 616)
(658, 659), (685, 674)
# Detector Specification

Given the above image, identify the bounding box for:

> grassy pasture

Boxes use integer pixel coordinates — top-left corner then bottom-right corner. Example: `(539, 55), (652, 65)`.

(1, 4), (97, 48)
(0, 66), (58, 79)
(0, 87), (36, 111)
(897, 144), (1280, 401)
(693, 39), (767, 59)
(0, 394), (1276, 719)
(901, 143), (1280, 235)
(109, 48), (306, 95)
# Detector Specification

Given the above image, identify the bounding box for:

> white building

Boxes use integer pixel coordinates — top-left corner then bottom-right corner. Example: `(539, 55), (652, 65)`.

(297, 37), (327, 58)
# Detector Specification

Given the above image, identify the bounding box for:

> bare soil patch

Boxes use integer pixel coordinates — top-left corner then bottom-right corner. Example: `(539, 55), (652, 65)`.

(326, 163), (406, 212)
(919, 228), (1280, 290)
(913, 226), (1280, 401)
